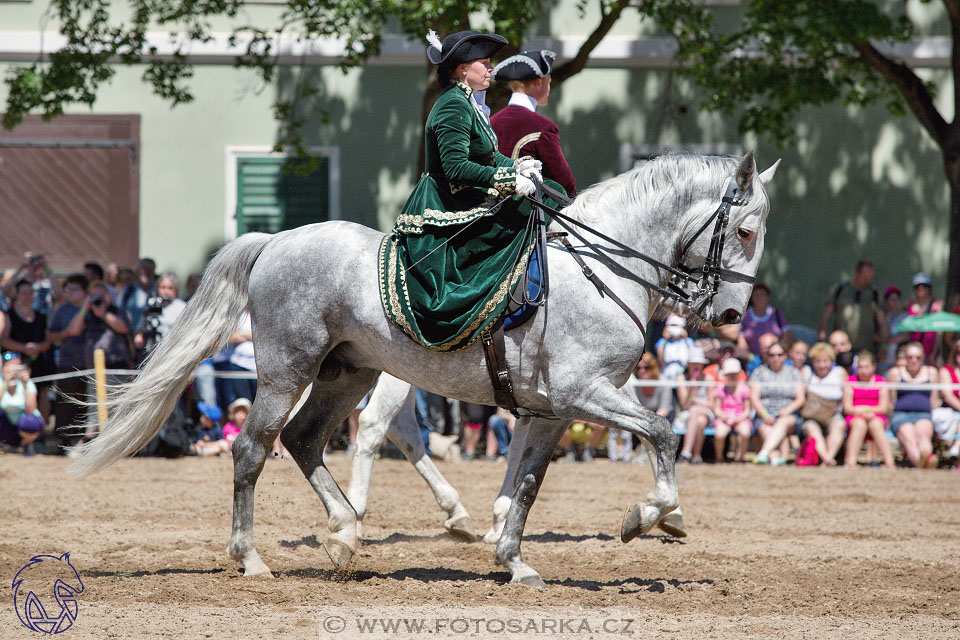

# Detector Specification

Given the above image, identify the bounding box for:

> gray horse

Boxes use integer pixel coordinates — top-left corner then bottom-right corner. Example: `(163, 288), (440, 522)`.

(70, 152), (778, 589)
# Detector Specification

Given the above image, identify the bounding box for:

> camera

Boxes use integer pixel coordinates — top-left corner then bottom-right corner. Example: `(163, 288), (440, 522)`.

(92, 296), (105, 308)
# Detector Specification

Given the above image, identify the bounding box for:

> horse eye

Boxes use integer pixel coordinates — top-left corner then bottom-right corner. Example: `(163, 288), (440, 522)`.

(737, 227), (753, 240)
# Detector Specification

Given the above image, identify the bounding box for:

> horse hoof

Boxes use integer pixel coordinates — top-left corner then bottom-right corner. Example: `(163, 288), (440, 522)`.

(324, 540), (355, 570)
(620, 502), (663, 543)
(241, 557), (274, 578)
(513, 572), (548, 590)
(444, 515), (478, 542)
(657, 511), (687, 538)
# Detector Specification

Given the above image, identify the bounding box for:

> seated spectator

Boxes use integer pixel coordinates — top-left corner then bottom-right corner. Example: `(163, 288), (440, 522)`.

(933, 339), (960, 467)
(741, 281), (792, 356)
(189, 402), (225, 456)
(842, 350), (894, 468)
(800, 342), (847, 466)
(0, 353), (44, 456)
(223, 397), (251, 445)
(746, 332), (779, 375)
(787, 340), (810, 375)
(880, 285), (909, 373)
(704, 342), (749, 383)
(887, 341), (939, 468)
(750, 340), (805, 465)
(2, 278), (54, 419)
(675, 348), (712, 464)
(225, 312), (257, 407)
(829, 330), (852, 357)
(711, 357), (752, 463)
(656, 314), (695, 380)
(906, 272), (942, 362)
(633, 352), (673, 420)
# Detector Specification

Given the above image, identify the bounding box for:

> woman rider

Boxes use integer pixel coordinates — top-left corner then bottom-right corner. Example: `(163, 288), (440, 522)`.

(378, 30), (568, 352)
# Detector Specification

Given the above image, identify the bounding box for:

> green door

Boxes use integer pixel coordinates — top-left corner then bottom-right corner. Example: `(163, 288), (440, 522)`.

(236, 156), (330, 234)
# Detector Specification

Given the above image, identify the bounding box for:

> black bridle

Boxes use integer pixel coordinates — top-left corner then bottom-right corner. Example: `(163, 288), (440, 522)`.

(527, 176), (758, 323)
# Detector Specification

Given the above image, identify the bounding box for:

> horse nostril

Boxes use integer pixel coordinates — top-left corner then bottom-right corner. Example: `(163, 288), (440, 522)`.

(723, 309), (741, 325)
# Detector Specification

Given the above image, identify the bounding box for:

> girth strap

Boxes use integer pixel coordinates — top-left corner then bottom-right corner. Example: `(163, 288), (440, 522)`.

(556, 235), (647, 341)
(480, 317), (519, 412)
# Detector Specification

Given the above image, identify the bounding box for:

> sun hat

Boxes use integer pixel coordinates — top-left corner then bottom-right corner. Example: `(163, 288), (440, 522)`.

(912, 272), (932, 287)
(228, 397), (252, 414)
(721, 358), (742, 375)
(665, 314), (686, 328)
(491, 50), (556, 82)
(426, 30), (507, 67)
(197, 402), (223, 423)
(687, 348), (709, 365)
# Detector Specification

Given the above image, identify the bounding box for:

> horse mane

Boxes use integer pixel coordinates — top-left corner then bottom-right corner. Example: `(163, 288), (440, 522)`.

(561, 153), (770, 244)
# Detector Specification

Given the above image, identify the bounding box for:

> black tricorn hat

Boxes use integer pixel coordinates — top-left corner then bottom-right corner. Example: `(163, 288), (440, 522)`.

(426, 30), (508, 66)
(491, 50), (556, 82)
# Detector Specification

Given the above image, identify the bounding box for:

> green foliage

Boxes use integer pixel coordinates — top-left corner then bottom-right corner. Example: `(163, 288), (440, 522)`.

(636, 0), (928, 145)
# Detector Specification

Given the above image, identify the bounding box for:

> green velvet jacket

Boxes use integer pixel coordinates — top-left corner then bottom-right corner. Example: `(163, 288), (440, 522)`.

(379, 81), (561, 352)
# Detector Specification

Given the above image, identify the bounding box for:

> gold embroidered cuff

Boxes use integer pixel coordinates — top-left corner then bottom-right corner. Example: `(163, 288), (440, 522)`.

(492, 166), (516, 195)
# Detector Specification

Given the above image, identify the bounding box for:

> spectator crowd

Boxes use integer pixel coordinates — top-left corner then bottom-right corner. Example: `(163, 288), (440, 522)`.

(2, 251), (959, 471)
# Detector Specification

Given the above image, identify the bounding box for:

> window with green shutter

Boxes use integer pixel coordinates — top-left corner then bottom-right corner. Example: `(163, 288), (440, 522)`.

(235, 155), (334, 234)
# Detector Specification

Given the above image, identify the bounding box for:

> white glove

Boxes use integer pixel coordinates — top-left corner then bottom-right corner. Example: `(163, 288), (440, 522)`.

(517, 157), (542, 176)
(515, 173), (537, 197)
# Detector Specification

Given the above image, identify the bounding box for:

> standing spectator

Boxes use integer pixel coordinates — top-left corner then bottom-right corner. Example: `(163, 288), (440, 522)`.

(185, 273), (202, 301)
(880, 285), (909, 373)
(800, 342), (847, 466)
(750, 340), (805, 465)
(2, 253), (61, 318)
(656, 314), (695, 379)
(133, 272), (187, 356)
(711, 357), (752, 463)
(819, 260), (887, 353)
(675, 348), (712, 464)
(225, 312), (257, 407)
(933, 339), (960, 465)
(741, 282), (792, 356)
(2, 279), (53, 418)
(460, 402), (496, 461)
(489, 49), (576, 196)
(887, 341), (939, 468)
(0, 353), (45, 456)
(906, 272), (943, 362)
(120, 258), (157, 330)
(842, 350), (894, 468)
(48, 273), (89, 452)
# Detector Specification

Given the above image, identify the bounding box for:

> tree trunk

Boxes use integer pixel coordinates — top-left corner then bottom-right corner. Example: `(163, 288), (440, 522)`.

(946, 154), (960, 312)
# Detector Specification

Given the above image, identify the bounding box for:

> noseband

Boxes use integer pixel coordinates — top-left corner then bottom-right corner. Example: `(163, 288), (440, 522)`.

(533, 176), (758, 324)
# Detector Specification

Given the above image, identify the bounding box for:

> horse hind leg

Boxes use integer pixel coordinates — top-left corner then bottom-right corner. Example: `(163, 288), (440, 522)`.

(644, 443), (687, 538)
(228, 383), (309, 577)
(280, 368), (380, 571)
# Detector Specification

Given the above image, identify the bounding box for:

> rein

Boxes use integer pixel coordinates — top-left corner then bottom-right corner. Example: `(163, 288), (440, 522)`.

(527, 177), (757, 322)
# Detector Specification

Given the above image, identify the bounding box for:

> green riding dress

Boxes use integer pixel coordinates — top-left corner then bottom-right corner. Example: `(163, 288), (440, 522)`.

(378, 81), (563, 352)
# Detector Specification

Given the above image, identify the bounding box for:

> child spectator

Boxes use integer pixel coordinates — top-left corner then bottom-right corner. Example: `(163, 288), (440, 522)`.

(655, 314), (694, 379)
(934, 339), (960, 467)
(711, 357), (752, 463)
(842, 350), (894, 468)
(0, 353), (44, 456)
(189, 402), (224, 456)
(195, 397), (249, 457)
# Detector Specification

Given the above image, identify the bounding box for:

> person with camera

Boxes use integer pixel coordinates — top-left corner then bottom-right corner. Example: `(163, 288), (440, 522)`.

(133, 273), (186, 357)
(0, 352), (45, 456)
(2, 252), (62, 317)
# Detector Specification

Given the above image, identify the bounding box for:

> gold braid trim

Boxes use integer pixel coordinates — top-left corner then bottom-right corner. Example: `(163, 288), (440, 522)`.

(492, 166), (516, 196)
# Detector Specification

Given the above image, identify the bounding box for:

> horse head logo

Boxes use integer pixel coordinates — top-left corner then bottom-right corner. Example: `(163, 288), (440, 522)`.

(12, 553), (84, 634)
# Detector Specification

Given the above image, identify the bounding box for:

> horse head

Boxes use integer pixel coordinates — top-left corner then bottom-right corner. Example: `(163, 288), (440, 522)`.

(675, 152), (780, 328)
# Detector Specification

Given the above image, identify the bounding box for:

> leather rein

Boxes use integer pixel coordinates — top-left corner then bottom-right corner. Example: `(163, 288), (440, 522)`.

(526, 177), (757, 330)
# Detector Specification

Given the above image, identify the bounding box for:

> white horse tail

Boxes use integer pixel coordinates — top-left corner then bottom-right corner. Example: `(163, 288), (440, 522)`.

(68, 232), (273, 477)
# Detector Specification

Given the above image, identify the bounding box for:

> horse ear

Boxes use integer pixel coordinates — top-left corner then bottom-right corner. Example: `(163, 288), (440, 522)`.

(758, 158), (781, 185)
(736, 151), (756, 191)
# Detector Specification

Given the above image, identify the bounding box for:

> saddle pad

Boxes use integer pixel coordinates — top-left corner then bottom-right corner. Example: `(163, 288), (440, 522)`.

(503, 245), (544, 331)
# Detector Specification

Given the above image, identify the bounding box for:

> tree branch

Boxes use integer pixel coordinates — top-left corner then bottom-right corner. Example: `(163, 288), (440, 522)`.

(944, 0), (960, 132)
(851, 39), (950, 149)
(551, 0), (632, 85)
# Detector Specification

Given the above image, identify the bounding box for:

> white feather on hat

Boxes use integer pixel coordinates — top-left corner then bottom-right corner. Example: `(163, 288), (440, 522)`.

(426, 30), (443, 52)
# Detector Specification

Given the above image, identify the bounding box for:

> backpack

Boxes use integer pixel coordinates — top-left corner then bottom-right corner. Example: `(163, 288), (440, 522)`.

(795, 436), (820, 466)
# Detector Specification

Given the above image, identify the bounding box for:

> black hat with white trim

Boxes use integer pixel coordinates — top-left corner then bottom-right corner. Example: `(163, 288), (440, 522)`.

(426, 30), (508, 66)
(491, 50), (557, 82)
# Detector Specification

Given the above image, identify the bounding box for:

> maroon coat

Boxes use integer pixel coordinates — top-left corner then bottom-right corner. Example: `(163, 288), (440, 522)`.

(490, 105), (577, 197)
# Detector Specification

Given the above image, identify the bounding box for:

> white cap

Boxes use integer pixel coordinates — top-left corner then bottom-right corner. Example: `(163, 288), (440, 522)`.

(665, 314), (686, 328)
(721, 358), (742, 375)
(687, 348), (709, 365)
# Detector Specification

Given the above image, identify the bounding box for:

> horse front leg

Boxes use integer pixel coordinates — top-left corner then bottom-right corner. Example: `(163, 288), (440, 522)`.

(493, 417), (567, 589)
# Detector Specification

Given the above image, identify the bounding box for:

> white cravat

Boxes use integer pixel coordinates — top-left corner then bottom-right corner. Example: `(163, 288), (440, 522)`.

(472, 90), (492, 122)
(508, 92), (537, 113)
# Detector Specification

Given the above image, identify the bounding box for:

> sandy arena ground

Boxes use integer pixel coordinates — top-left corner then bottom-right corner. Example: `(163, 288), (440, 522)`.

(1, 453), (958, 639)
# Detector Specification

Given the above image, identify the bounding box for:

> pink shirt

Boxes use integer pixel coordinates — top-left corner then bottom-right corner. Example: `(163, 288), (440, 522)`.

(714, 383), (750, 421)
(223, 421), (241, 443)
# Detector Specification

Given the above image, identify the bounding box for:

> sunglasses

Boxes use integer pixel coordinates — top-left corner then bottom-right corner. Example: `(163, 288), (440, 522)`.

(635, 365), (650, 371)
